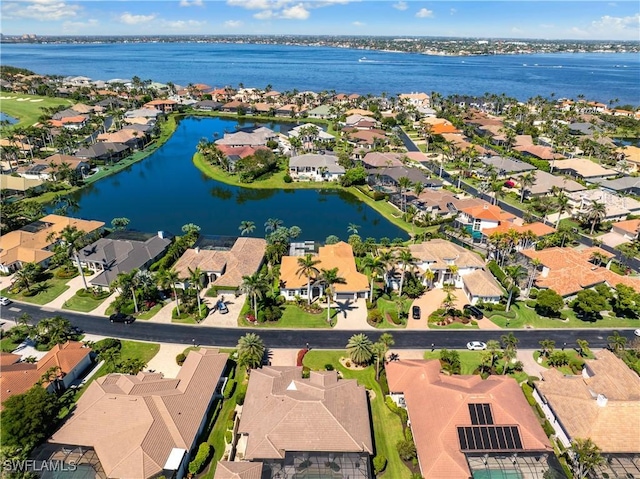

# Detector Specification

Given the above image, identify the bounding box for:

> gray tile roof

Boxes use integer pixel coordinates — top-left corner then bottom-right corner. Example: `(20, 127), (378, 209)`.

(480, 156), (536, 174)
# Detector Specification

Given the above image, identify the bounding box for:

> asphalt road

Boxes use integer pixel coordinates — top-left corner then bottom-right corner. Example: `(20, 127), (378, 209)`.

(1, 301), (637, 350)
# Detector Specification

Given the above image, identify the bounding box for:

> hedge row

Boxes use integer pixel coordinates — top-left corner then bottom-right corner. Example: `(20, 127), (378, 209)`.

(223, 379), (236, 399)
(385, 396), (408, 426)
(188, 443), (211, 475)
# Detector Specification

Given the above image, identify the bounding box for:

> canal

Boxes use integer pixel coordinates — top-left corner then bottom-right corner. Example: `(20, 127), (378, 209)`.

(70, 116), (408, 241)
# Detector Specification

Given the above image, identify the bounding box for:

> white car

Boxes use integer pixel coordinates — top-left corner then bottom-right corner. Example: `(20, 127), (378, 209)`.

(0, 297), (11, 306)
(467, 341), (487, 351)
(634, 329), (640, 337)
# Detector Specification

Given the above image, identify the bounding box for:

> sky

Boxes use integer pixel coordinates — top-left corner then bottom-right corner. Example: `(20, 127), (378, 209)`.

(1, 0), (639, 41)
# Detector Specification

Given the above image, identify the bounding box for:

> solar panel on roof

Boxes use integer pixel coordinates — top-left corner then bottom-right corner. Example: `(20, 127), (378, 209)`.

(468, 403), (494, 425)
(457, 426), (523, 452)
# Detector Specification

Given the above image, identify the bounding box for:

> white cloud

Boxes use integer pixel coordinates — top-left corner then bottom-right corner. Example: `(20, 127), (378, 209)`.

(352, 21), (364, 26)
(591, 13), (639, 32)
(119, 12), (156, 24)
(450, 8), (457, 15)
(227, 0), (285, 10)
(224, 19), (244, 27)
(568, 13), (640, 40)
(162, 19), (207, 29)
(254, 9), (274, 19)
(281, 4), (309, 19)
(2, 0), (81, 21)
(179, 0), (204, 6)
(392, 1), (408, 11)
(415, 8), (433, 18)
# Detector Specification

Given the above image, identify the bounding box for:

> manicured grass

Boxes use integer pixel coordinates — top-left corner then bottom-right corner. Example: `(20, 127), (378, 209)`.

(238, 303), (335, 328)
(303, 350), (412, 479)
(428, 321), (479, 329)
(62, 289), (112, 313)
(423, 350), (484, 375)
(1, 269), (71, 305)
(0, 93), (73, 129)
(532, 349), (591, 375)
(137, 303), (163, 320)
(374, 297), (412, 329)
(0, 337), (23, 353)
(488, 303), (640, 329)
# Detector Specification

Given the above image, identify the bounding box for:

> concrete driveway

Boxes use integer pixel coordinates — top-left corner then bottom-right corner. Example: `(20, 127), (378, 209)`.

(407, 288), (469, 330)
(201, 293), (246, 328)
(332, 298), (375, 330)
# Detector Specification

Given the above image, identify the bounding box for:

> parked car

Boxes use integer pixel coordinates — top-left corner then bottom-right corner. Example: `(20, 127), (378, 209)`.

(635, 329), (640, 337)
(463, 304), (483, 319)
(466, 341), (487, 351)
(0, 297), (11, 306)
(412, 305), (421, 320)
(216, 299), (229, 314)
(109, 313), (135, 324)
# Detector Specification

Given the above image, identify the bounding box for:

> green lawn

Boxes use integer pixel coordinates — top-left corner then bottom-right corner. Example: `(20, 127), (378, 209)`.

(0, 93), (74, 129)
(1, 269), (71, 305)
(62, 289), (112, 313)
(238, 304), (335, 328)
(303, 351), (412, 479)
(137, 303), (163, 320)
(488, 303), (640, 329)
(0, 336), (23, 353)
(374, 297), (412, 329)
(423, 350), (529, 383)
(532, 349), (591, 375)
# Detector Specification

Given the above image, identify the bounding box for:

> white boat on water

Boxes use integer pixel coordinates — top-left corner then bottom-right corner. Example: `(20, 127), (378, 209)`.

(359, 57), (368, 62)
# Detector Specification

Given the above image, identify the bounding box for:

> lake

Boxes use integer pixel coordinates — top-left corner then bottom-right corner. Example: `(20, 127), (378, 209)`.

(68, 117), (408, 241)
(1, 43), (639, 105)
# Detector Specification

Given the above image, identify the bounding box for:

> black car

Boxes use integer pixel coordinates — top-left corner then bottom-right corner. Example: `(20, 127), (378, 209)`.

(109, 313), (135, 324)
(463, 304), (483, 319)
(412, 305), (421, 320)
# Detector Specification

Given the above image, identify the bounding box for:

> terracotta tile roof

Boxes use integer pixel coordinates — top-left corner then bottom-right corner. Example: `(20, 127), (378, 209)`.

(0, 352), (20, 367)
(49, 349), (228, 479)
(42, 154), (88, 167)
(460, 203), (515, 222)
(482, 222), (555, 238)
(361, 152), (405, 168)
(430, 122), (460, 135)
(97, 129), (141, 143)
(386, 360), (551, 479)
(0, 214), (104, 269)
(522, 247), (640, 296)
(552, 158), (617, 179)
(173, 248), (228, 278)
(536, 350), (640, 453)
(612, 218), (640, 235)
(279, 242), (369, 292)
(211, 237), (267, 288)
(213, 462), (265, 479)
(238, 367), (373, 460)
(0, 341), (91, 409)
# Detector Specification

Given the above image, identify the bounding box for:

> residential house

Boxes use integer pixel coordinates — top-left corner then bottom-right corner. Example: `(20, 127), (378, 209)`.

(215, 144), (270, 171)
(280, 241), (369, 301)
(0, 341), (92, 410)
(216, 365), (373, 479)
(409, 190), (485, 219)
(399, 92), (430, 108)
(0, 174), (44, 198)
(275, 104), (307, 117)
(0, 138), (34, 159)
(75, 141), (130, 163)
(0, 214), (104, 274)
(406, 239), (503, 304)
(97, 129), (145, 150)
(360, 152), (406, 169)
(533, 350), (640, 476)
(215, 127), (277, 148)
(368, 166), (441, 191)
(522, 246), (640, 297)
(193, 100), (223, 111)
(307, 104), (332, 119)
(521, 170), (585, 197)
(599, 218), (640, 248)
(479, 155), (536, 177)
(597, 176), (640, 196)
(172, 236), (266, 292)
(18, 154), (90, 181)
(221, 100), (250, 113)
(616, 145), (640, 172)
(288, 123), (335, 145)
(566, 188), (640, 221)
(552, 158), (617, 183)
(455, 202), (517, 241)
(48, 115), (89, 130)
(46, 349), (229, 479)
(79, 230), (172, 289)
(288, 153), (345, 181)
(481, 222), (556, 248)
(52, 108), (85, 120)
(142, 99), (178, 113)
(386, 360), (556, 479)
(124, 108), (160, 120)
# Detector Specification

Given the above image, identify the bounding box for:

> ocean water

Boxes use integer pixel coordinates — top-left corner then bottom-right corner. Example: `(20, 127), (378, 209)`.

(1, 43), (639, 105)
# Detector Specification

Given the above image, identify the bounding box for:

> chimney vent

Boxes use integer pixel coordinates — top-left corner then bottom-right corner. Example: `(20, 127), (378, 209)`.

(596, 394), (608, 407)
(158, 231), (165, 239)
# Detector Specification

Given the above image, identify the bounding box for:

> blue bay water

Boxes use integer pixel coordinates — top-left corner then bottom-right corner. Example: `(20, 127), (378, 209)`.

(68, 117), (408, 241)
(1, 43), (639, 105)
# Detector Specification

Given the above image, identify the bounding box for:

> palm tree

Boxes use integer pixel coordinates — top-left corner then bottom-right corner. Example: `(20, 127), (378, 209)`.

(158, 268), (181, 316)
(264, 218), (283, 234)
(346, 333), (373, 365)
(239, 220), (256, 236)
(111, 270), (140, 313)
(237, 333), (265, 369)
(361, 255), (386, 301)
(555, 192), (570, 228)
(13, 262), (40, 292)
(318, 267), (346, 323)
(397, 249), (416, 297)
(58, 225), (89, 290)
(373, 332), (395, 380)
(423, 269), (435, 289)
(397, 176), (413, 212)
(570, 438), (604, 479)
(576, 339), (591, 358)
(296, 254), (321, 305)
(188, 267), (204, 318)
(347, 223), (360, 235)
(539, 339), (555, 358)
(504, 265), (528, 312)
(241, 272), (268, 320)
(607, 331), (627, 354)
(585, 200), (606, 235)
(519, 172), (536, 203)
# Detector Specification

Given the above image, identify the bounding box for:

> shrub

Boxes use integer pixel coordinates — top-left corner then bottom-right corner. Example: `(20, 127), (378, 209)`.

(324, 363), (335, 371)
(188, 443), (211, 475)
(302, 366), (310, 379)
(470, 320), (478, 326)
(528, 288), (539, 299)
(368, 309), (383, 324)
(223, 379), (236, 399)
(283, 174), (293, 183)
(93, 338), (122, 355)
(373, 455), (387, 474)
(521, 383), (537, 407)
(176, 353), (186, 366)
(296, 349), (309, 367)
(396, 440), (417, 461)
(225, 430), (233, 443)
(542, 420), (555, 437)
(227, 419), (234, 430)
(525, 300), (537, 308)
(235, 387), (246, 406)
(404, 427), (413, 442)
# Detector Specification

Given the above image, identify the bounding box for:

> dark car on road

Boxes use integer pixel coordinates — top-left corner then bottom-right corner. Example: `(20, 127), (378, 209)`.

(464, 304), (483, 319)
(412, 305), (421, 320)
(109, 313), (135, 324)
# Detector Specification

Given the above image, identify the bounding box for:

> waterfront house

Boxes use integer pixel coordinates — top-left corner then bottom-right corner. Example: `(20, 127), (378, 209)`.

(288, 153), (345, 181)
(481, 222), (555, 249)
(221, 100), (250, 113)
(455, 202), (516, 241)
(279, 242), (369, 301)
(97, 129), (145, 150)
(193, 100), (223, 111)
(75, 141), (130, 163)
(522, 246), (640, 298)
(409, 190), (485, 219)
(215, 126), (277, 148)
(0, 341), (92, 410)
(46, 349), (229, 479)
(18, 154), (90, 181)
(307, 104), (332, 119)
(124, 108), (160, 120)
(0, 175), (44, 198)
(142, 99), (177, 113)
(0, 214), (104, 274)
(368, 165), (442, 195)
(172, 237), (266, 292)
(215, 365), (373, 479)
(532, 350), (640, 477)
(399, 92), (430, 108)
(360, 151), (406, 169)
(216, 144), (270, 171)
(386, 360), (555, 479)
(79, 230), (172, 289)
(403, 239), (503, 304)
(275, 103), (307, 117)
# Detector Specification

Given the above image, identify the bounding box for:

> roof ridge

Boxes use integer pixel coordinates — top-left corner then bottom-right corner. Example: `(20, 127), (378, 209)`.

(317, 395), (363, 451)
(150, 395), (188, 448)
